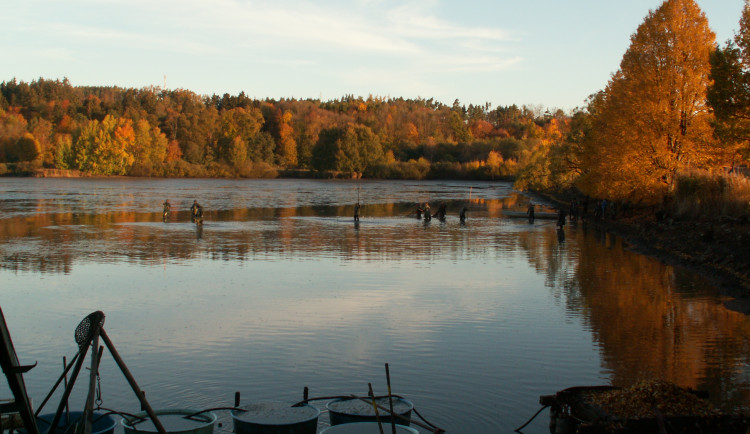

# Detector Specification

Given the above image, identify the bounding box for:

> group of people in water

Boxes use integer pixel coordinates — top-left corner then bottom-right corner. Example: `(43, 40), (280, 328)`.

(162, 199), (203, 224)
(351, 201), (468, 224)
(162, 198), (600, 229)
(412, 202), (468, 223)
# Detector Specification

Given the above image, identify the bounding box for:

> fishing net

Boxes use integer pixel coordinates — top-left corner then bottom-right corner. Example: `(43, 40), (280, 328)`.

(74, 311), (105, 349)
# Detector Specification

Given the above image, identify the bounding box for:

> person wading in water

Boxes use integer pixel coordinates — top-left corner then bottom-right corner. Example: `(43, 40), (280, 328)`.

(527, 202), (535, 223)
(190, 200), (203, 224)
(162, 199), (171, 221)
(433, 203), (447, 221)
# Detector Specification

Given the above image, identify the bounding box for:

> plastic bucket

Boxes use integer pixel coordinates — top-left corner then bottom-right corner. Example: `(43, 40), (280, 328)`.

(34, 411), (117, 434)
(319, 423), (418, 434)
(231, 402), (319, 434)
(326, 397), (413, 426)
(121, 409), (216, 434)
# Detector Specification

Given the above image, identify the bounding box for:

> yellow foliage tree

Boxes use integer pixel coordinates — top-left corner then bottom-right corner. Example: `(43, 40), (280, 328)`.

(73, 115), (136, 175)
(131, 119), (169, 174)
(580, 0), (717, 204)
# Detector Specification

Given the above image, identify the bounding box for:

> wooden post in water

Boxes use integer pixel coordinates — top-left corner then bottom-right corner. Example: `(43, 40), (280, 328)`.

(368, 383), (384, 434)
(385, 364), (396, 434)
(99, 329), (166, 434)
(81, 334), (101, 434)
(63, 357), (69, 420)
(49, 344), (90, 433)
(34, 353), (79, 418)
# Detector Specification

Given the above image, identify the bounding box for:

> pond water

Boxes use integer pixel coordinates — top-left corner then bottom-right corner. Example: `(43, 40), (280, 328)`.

(1, 178), (749, 433)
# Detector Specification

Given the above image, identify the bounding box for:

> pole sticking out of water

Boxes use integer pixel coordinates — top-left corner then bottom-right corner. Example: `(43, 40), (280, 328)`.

(368, 383), (384, 434)
(62, 357), (69, 422)
(385, 363), (396, 434)
(99, 329), (167, 434)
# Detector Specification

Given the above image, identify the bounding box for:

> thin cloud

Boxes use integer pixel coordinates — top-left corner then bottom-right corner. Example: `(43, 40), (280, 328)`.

(5, 0), (525, 103)
(141, 0), (513, 56)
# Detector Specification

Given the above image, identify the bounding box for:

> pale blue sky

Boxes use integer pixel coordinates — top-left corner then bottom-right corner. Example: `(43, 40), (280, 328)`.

(1, 0), (745, 111)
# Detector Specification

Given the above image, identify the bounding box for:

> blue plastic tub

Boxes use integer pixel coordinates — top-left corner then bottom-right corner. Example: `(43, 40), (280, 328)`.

(35, 411), (117, 434)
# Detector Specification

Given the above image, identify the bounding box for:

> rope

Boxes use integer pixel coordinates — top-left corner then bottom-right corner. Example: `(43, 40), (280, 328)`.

(182, 407), (245, 420)
(293, 395), (445, 434)
(514, 405), (548, 432)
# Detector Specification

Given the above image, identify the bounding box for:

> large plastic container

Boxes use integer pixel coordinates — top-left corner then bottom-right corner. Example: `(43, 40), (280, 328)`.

(231, 401), (319, 434)
(35, 411), (117, 434)
(121, 409), (216, 434)
(318, 422), (418, 434)
(326, 397), (413, 426)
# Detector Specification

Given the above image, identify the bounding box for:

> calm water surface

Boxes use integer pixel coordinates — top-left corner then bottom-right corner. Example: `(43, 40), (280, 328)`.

(1, 178), (749, 433)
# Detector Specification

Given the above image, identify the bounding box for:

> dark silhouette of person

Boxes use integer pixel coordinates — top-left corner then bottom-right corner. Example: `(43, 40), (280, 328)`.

(433, 202), (447, 221)
(569, 198), (579, 221)
(527, 202), (535, 222)
(459, 207), (467, 224)
(557, 208), (566, 228)
(191, 200), (203, 223)
(354, 202), (360, 222)
(162, 199), (171, 221)
(423, 203), (431, 221)
(416, 204), (423, 219)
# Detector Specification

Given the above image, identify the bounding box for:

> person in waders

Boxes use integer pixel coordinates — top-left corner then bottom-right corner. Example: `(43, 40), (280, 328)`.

(191, 200), (203, 224)
(527, 202), (535, 222)
(162, 199), (171, 221)
(433, 202), (447, 221)
(459, 207), (467, 224)
(354, 202), (360, 222)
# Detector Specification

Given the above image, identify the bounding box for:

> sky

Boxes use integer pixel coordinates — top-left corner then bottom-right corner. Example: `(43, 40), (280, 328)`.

(1, 0), (746, 111)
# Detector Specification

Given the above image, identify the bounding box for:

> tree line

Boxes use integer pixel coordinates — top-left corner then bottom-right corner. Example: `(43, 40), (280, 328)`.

(5, 0), (746, 214)
(0, 77), (567, 180)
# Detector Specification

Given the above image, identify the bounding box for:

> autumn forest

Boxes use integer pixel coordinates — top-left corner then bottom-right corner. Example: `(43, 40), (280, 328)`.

(3, 0), (750, 209)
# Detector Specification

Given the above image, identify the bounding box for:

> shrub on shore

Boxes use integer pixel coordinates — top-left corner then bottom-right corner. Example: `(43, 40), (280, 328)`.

(672, 170), (750, 219)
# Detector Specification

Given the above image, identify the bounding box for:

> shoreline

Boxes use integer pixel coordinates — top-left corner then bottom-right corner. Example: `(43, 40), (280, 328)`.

(530, 190), (750, 314)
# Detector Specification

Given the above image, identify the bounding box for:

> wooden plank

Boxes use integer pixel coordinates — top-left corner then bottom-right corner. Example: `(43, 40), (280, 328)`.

(0, 308), (40, 434)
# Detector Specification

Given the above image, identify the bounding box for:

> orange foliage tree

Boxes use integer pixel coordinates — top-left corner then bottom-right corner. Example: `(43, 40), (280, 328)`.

(579, 0), (717, 204)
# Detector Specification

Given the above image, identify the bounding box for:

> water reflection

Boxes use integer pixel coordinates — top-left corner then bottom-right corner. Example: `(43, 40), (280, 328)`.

(571, 224), (750, 412)
(1, 178), (749, 432)
(0, 197), (535, 272)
